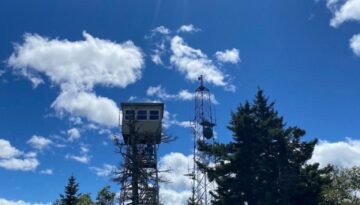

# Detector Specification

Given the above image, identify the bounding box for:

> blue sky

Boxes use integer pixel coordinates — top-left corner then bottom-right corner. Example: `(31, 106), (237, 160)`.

(1, 0), (360, 204)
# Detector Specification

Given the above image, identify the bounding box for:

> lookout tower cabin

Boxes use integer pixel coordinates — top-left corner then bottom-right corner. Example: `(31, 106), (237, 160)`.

(121, 102), (164, 145)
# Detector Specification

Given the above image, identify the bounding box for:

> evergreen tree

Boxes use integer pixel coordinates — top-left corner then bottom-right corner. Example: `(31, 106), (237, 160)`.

(197, 89), (332, 205)
(96, 185), (116, 205)
(60, 175), (81, 205)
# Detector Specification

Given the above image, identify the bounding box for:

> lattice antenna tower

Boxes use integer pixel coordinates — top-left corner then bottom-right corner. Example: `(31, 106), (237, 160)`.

(190, 75), (216, 205)
(115, 103), (164, 205)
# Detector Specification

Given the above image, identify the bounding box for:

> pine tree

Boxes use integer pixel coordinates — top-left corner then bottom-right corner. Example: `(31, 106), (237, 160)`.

(197, 89), (332, 205)
(60, 175), (81, 205)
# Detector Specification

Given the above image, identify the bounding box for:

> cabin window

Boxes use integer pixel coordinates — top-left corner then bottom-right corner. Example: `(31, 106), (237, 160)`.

(149, 110), (159, 120)
(137, 110), (147, 120)
(124, 110), (135, 120)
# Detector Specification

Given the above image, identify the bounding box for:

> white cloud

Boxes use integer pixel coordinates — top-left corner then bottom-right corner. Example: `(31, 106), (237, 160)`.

(177, 24), (200, 33)
(0, 139), (22, 158)
(65, 154), (90, 164)
(40, 169), (53, 175)
(309, 138), (360, 168)
(170, 36), (233, 89)
(327, 0), (360, 27)
(177, 90), (194, 100)
(8, 31), (144, 127)
(0, 198), (50, 205)
(0, 157), (39, 171)
(163, 110), (192, 129)
(89, 164), (116, 177)
(52, 90), (119, 127)
(27, 135), (52, 150)
(152, 26), (171, 35)
(350, 33), (360, 56)
(215, 48), (240, 64)
(67, 128), (81, 141)
(0, 139), (39, 171)
(8, 31), (144, 90)
(146, 85), (219, 105)
(159, 152), (193, 205)
(65, 144), (91, 164)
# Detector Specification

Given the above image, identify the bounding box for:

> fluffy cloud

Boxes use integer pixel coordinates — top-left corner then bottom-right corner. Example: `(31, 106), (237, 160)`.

(159, 152), (193, 205)
(327, 0), (360, 27)
(215, 48), (240, 64)
(27, 135), (52, 150)
(89, 164), (116, 177)
(350, 33), (360, 56)
(0, 139), (39, 171)
(67, 128), (81, 141)
(8, 31), (144, 90)
(0, 139), (22, 158)
(177, 24), (200, 33)
(52, 90), (119, 127)
(0, 198), (49, 205)
(170, 36), (233, 89)
(0, 157), (39, 171)
(8, 32), (144, 127)
(65, 144), (91, 164)
(309, 138), (360, 168)
(152, 26), (171, 35)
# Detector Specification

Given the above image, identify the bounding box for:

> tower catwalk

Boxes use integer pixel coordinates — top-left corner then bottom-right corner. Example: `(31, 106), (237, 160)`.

(116, 103), (164, 205)
(189, 75), (216, 205)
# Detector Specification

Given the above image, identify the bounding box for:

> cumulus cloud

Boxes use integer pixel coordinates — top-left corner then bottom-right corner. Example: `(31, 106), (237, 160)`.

(177, 24), (200, 33)
(27, 135), (52, 150)
(170, 36), (233, 89)
(8, 31), (144, 90)
(0, 139), (39, 171)
(159, 152), (193, 205)
(0, 139), (22, 158)
(327, 0), (360, 27)
(0, 198), (50, 205)
(309, 138), (360, 168)
(67, 128), (81, 141)
(152, 26), (171, 35)
(0, 157), (39, 171)
(215, 48), (240, 64)
(89, 164), (116, 177)
(65, 144), (91, 164)
(52, 90), (119, 128)
(8, 31), (144, 127)
(350, 33), (360, 56)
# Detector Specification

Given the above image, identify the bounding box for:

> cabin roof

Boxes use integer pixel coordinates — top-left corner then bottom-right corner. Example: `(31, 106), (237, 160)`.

(121, 102), (164, 108)
(121, 102), (164, 116)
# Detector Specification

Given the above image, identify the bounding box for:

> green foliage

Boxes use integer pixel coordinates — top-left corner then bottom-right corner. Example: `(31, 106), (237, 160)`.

(197, 89), (332, 205)
(96, 185), (116, 205)
(77, 193), (94, 205)
(59, 175), (81, 205)
(321, 166), (360, 205)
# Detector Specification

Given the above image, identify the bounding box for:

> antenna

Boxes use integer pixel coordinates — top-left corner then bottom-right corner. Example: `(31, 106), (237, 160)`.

(189, 75), (216, 205)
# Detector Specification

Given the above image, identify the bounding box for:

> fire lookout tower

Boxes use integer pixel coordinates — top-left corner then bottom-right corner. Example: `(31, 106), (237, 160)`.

(118, 102), (164, 205)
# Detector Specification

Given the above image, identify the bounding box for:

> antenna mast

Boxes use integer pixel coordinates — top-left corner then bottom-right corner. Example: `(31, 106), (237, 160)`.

(189, 75), (216, 205)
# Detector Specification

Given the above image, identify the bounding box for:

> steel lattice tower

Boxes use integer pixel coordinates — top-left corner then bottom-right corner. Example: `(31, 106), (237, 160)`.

(189, 75), (216, 205)
(116, 103), (164, 205)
